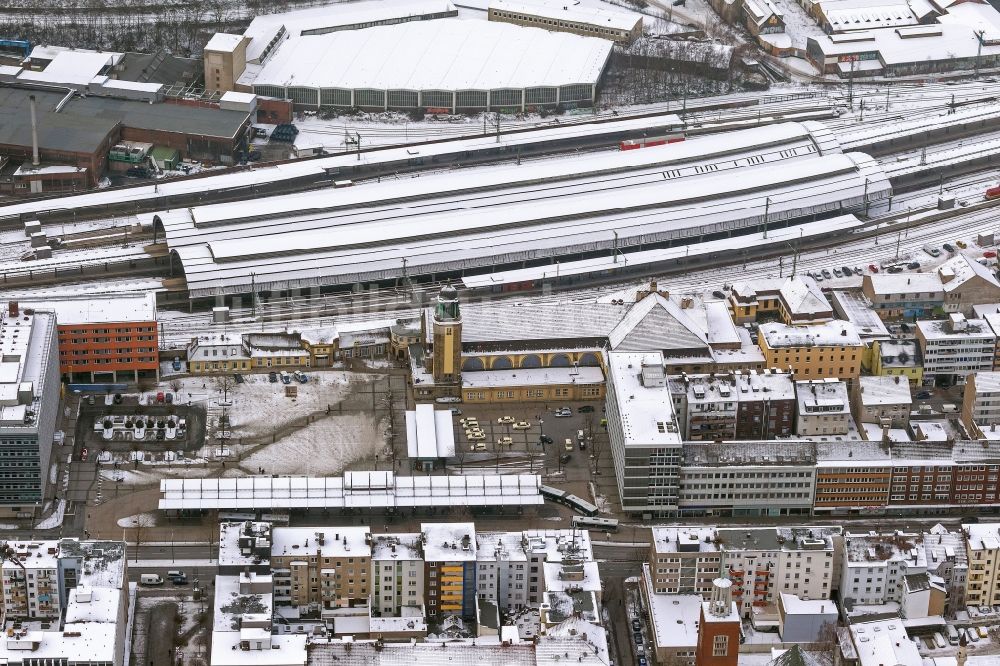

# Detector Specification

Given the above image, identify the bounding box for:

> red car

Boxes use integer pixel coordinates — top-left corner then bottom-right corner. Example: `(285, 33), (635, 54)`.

(156, 391), (165, 404)
(868, 264), (879, 273)
(985, 251), (997, 258)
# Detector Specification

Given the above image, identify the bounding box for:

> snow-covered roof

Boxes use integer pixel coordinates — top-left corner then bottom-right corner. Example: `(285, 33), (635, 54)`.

(210, 631), (307, 666)
(830, 290), (889, 339)
(536, 618), (610, 666)
(462, 366), (604, 388)
(309, 639), (536, 666)
(810, 21), (1000, 66)
(641, 564), (701, 648)
(405, 404), (456, 460)
(849, 618), (920, 666)
(938, 253), (1000, 292)
(19, 50), (120, 86)
(744, 0), (784, 26)
(651, 526), (719, 554)
(0, 308), (55, 432)
(0, 624), (118, 663)
(422, 522), (477, 561)
(607, 351), (682, 449)
(162, 474), (543, 510)
(779, 593), (838, 616)
(857, 375), (912, 407)
(796, 379), (849, 414)
(865, 272), (944, 296)
(916, 317), (993, 341)
(964, 522), (1000, 551)
(205, 33), (244, 52)
(490, 0), (642, 31)
(212, 574), (274, 631)
(609, 292), (709, 352)
(760, 320), (862, 348)
(271, 526), (371, 558)
(877, 340), (919, 367)
(371, 533), (423, 561)
(242, 0), (456, 63)
(63, 586), (121, 624)
(779, 275), (831, 318)
(20, 292), (156, 325)
(938, 1), (1000, 41)
(542, 561), (601, 592)
(251, 18), (611, 91)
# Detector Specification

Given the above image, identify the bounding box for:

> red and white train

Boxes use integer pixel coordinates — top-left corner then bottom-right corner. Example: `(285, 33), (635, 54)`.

(619, 133), (685, 151)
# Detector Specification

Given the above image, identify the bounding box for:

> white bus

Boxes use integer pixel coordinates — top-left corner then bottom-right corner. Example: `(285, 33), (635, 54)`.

(571, 516), (620, 532)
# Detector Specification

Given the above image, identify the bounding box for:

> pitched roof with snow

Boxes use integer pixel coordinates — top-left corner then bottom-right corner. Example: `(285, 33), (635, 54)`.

(609, 293), (708, 352)
(939, 253), (1000, 292)
(779, 275), (832, 318)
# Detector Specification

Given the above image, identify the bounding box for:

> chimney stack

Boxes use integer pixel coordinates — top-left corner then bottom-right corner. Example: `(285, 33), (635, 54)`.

(8, 301), (18, 317)
(29, 95), (40, 167)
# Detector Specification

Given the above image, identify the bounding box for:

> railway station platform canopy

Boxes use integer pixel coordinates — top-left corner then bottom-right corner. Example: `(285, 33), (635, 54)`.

(157, 472), (543, 511)
(249, 18), (613, 111)
(158, 122), (890, 299)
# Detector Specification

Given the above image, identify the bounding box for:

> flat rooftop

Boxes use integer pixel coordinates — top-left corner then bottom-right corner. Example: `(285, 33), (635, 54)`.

(21, 293), (156, 325)
(251, 18), (612, 91)
(608, 351), (682, 449)
(271, 526), (371, 558)
(422, 522), (477, 562)
(642, 565), (701, 649)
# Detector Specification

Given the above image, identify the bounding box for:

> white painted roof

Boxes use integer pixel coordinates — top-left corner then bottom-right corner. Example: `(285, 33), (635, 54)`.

(490, 0), (641, 31)
(857, 375), (912, 407)
(462, 366), (604, 388)
(210, 631), (307, 666)
(641, 565), (701, 648)
(405, 404), (456, 459)
(19, 50), (119, 86)
(251, 18), (612, 90)
(0, 625), (118, 662)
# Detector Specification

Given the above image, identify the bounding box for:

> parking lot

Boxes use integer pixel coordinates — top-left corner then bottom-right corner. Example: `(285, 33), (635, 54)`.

(446, 400), (608, 483)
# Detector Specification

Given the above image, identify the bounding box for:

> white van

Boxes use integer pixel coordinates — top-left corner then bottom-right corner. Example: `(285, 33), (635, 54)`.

(140, 573), (163, 585)
(946, 624), (960, 645)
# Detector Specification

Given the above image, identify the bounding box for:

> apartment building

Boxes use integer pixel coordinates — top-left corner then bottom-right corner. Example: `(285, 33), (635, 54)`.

(962, 371), (1000, 438)
(606, 351), (684, 517)
(758, 320), (863, 383)
(840, 530), (935, 617)
(476, 529), (594, 611)
(270, 527), (372, 610)
(0, 303), (59, 518)
(923, 524), (967, 615)
(422, 522), (477, 620)
(669, 370), (795, 441)
(22, 294), (159, 382)
(371, 533), (424, 617)
(965, 522), (1000, 607)
(852, 375), (912, 428)
(648, 527), (722, 596)
(795, 379), (851, 436)
(1, 541), (61, 619)
(916, 314), (996, 387)
(939, 254), (1000, 315)
(678, 441), (816, 518)
(719, 527), (839, 618)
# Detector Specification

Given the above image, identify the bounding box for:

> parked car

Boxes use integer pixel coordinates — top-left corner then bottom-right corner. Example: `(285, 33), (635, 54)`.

(140, 574), (163, 585)
(888, 265), (904, 273)
(539, 434), (553, 445)
(497, 436), (513, 447)
(295, 371), (308, 383)
(280, 371), (292, 385)
(822, 269), (832, 279)
(564, 439), (573, 451)
(923, 244), (941, 257)
(498, 415), (515, 424)
(554, 407), (572, 417)
(638, 658), (648, 666)
(833, 268), (843, 277)
(268, 371), (278, 383)
(916, 390), (932, 399)
(712, 290), (726, 299)
(869, 264), (879, 273)
(633, 633), (644, 645)
(513, 421), (531, 429)
(165, 392), (173, 404)
(812, 271), (824, 281)
(841, 265), (853, 276)
(559, 453), (572, 464)
(631, 619), (642, 632)
(113, 393), (123, 404)
(234, 373), (245, 383)
(578, 405), (595, 413)
(172, 357), (182, 371)
(957, 240), (968, 249)
(985, 250), (997, 258)
(907, 261), (921, 269)
(943, 243), (956, 252)
(450, 407), (462, 415)
(156, 391), (165, 404)
(853, 266), (863, 275)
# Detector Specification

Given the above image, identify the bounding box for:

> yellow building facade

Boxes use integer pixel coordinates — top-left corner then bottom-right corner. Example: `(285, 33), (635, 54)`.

(758, 321), (864, 382)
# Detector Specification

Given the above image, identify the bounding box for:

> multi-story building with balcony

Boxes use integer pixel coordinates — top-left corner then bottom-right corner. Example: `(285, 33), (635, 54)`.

(917, 314), (996, 387)
(962, 371), (1000, 438)
(840, 530), (938, 618)
(270, 527), (372, 610)
(812, 441), (892, 515)
(965, 522), (1000, 607)
(733, 370), (796, 440)
(669, 370), (795, 441)
(863, 273), (944, 320)
(370, 533), (424, 617)
(422, 522), (477, 620)
(648, 527), (722, 596)
(923, 523), (967, 616)
(606, 351), (684, 517)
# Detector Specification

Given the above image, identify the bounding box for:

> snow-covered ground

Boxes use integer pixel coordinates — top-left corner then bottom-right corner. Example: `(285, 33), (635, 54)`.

(231, 412), (388, 476)
(35, 499), (66, 530)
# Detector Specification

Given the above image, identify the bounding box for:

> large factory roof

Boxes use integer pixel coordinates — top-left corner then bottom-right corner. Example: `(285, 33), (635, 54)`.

(252, 19), (613, 91)
(0, 86), (120, 155)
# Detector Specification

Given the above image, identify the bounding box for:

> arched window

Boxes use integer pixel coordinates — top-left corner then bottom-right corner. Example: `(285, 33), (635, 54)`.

(462, 357), (484, 372)
(549, 354), (571, 367)
(521, 354), (542, 368)
(578, 353), (600, 367)
(492, 356), (513, 370)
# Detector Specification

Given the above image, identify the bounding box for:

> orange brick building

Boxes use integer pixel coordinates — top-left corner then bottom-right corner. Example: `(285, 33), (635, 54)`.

(696, 580), (741, 666)
(22, 294), (159, 383)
